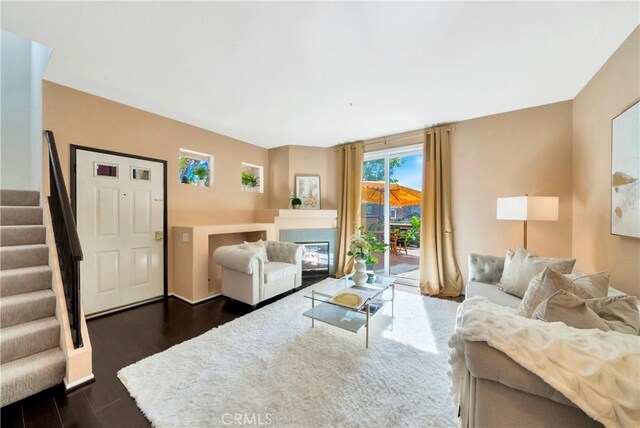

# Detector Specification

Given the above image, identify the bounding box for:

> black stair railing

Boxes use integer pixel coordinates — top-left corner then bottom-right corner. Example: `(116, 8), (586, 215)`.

(44, 130), (83, 348)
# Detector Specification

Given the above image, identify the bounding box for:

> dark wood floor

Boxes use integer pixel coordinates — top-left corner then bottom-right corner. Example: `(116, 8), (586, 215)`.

(0, 277), (328, 428)
(0, 277), (436, 427)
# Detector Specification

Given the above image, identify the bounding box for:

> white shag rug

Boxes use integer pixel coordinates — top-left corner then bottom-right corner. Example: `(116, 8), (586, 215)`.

(118, 279), (459, 428)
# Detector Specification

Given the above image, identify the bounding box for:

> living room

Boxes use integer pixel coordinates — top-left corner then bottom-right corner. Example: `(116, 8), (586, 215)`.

(0, 2), (638, 427)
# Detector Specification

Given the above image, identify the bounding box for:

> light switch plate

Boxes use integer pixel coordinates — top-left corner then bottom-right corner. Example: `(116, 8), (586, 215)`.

(182, 233), (190, 242)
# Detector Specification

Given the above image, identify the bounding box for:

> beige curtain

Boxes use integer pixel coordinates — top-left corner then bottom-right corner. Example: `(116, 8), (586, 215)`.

(419, 126), (463, 296)
(335, 142), (364, 278)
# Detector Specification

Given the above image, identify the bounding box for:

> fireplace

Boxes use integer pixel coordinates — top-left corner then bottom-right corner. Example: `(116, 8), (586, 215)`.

(297, 241), (330, 276)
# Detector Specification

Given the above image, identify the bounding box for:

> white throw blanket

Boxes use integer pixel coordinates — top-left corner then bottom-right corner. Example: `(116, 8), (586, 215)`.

(449, 297), (640, 428)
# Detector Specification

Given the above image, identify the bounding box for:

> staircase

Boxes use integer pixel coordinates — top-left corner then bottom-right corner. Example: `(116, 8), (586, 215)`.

(0, 189), (65, 407)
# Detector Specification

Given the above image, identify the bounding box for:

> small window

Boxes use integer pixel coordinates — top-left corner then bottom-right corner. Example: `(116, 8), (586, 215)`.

(241, 162), (264, 193)
(366, 205), (374, 216)
(179, 149), (213, 187)
(390, 208), (397, 220)
(95, 162), (118, 178)
(131, 167), (150, 181)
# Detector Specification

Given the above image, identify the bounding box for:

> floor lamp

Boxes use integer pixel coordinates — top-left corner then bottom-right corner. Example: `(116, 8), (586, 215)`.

(496, 195), (559, 249)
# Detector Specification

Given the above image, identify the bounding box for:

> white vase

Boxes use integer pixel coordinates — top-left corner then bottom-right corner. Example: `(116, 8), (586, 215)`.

(352, 256), (368, 286)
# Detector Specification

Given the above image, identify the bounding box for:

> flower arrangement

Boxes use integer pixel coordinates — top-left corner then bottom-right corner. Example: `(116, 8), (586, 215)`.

(347, 226), (388, 265)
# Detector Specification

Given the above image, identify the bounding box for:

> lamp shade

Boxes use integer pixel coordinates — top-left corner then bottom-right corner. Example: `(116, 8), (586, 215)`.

(496, 196), (559, 221)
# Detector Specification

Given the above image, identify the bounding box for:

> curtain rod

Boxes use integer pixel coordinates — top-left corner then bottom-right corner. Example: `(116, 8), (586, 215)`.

(333, 126), (455, 151)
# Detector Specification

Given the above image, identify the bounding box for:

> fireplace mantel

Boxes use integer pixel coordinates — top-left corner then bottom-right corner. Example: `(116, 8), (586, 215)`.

(172, 210), (338, 305)
(254, 209), (337, 230)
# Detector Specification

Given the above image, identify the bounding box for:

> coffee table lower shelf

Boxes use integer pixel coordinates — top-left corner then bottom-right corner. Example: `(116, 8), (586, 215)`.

(303, 304), (373, 333)
(302, 291), (394, 348)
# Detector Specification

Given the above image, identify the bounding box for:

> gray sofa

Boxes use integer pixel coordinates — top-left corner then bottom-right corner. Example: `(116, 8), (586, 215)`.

(460, 254), (602, 428)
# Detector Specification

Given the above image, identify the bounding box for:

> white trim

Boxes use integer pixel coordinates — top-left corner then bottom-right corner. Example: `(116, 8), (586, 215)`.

(172, 292), (222, 305)
(64, 373), (95, 391)
(364, 144), (422, 159)
(383, 156), (390, 277)
(179, 148), (211, 161)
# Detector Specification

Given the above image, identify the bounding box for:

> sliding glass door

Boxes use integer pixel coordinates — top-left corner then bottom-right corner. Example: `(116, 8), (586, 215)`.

(361, 146), (423, 285)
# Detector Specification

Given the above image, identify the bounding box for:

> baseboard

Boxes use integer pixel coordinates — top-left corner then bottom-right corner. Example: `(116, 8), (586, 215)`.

(86, 295), (166, 319)
(64, 373), (95, 392)
(172, 292), (223, 305)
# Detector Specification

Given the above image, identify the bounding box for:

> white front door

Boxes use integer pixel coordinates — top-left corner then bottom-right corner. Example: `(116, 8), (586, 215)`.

(76, 149), (165, 316)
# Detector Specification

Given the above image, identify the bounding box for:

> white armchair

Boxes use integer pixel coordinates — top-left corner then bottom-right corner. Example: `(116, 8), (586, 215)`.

(213, 241), (304, 307)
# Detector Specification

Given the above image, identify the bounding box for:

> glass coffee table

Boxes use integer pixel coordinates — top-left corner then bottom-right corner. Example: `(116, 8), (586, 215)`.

(303, 277), (395, 348)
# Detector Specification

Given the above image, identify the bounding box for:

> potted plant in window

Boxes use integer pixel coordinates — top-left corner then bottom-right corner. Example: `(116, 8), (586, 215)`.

(291, 198), (302, 209)
(241, 171), (260, 192)
(193, 165), (208, 187)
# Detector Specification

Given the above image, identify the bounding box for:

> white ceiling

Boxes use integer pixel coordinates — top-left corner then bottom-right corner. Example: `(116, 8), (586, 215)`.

(3, 2), (638, 149)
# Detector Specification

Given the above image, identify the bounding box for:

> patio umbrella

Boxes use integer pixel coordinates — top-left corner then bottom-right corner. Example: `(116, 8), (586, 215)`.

(362, 181), (421, 207)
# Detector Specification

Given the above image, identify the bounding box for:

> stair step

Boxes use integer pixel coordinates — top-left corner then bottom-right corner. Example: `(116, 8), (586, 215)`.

(0, 206), (43, 226)
(1, 348), (65, 407)
(0, 190), (40, 207)
(1, 225), (46, 247)
(1, 317), (60, 364)
(0, 266), (52, 297)
(0, 289), (56, 327)
(0, 244), (48, 271)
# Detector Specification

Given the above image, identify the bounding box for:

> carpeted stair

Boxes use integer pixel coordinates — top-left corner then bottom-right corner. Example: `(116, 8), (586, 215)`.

(0, 189), (65, 407)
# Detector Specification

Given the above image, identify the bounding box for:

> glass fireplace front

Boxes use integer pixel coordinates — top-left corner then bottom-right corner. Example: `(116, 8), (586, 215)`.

(297, 241), (330, 276)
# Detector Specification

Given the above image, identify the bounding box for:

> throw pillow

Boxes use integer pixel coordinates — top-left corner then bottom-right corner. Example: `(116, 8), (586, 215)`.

(503, 248), (515, 274)
(517, 267), (593, 317)
(585, 295), (640, 335)
(563, 272), (610, 298)
(499, 247), (576, 298)
(532, 290), (611, 332)
(241, 239), (269, 263)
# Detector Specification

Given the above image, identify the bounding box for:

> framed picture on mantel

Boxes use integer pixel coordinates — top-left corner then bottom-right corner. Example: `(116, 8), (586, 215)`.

(295, 175), (321, 210)
(611, 100), (639, 238)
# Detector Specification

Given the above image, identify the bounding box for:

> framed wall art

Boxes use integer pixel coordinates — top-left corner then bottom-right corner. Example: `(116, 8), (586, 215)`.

(295, 175), (321, 210)
(611, 100), (639, 238)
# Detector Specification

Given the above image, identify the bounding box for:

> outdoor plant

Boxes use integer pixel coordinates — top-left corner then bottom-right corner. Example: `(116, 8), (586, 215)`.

(193, 165), (209, 182)
(347, 226), (388, 265)
(241, 171), (260, 188)
(403, 216), (421, 244)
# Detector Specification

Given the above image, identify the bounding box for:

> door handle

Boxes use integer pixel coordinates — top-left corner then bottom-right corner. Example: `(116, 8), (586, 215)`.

(155, 231), (164, 241)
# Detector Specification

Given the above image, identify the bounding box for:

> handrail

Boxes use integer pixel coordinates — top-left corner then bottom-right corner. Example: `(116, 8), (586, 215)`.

(44, 130), (83, 348)
(45, 131), (83, 261)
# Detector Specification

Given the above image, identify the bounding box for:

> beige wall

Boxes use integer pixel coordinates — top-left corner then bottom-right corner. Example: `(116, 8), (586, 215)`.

(572, 27), (640, 296)
(267, 145), (338, 210)
(267, 146), (290, 209)
(42, 82), (269, 293)
(451, 101), (574, 284)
